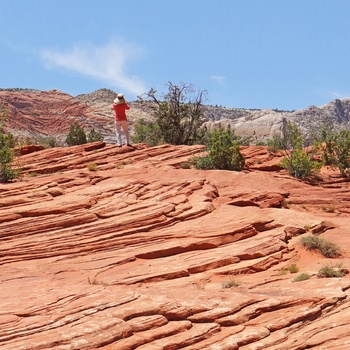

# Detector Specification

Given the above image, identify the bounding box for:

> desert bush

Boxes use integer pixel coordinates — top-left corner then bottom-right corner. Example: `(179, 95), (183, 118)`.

(280, 149), (322, 179)
(0, 103), (21, 182)
(280, 264), (299, 275)
(179, 161), (192, 169)
(279, 122), (322, 179)
(267, 134), (285, 152)
(317, 263), (345, 278)
(0, 144), (21, 182)
(193, 129), (245, 171)
(208, 129), (245, 170)
(131, 119), (164, 146)
(287, 264), (299, 274)
(87, 128), (104, 143)
(293, 272), (311, 282)
(192, 154), (213, 170)
(66, 122), (87, 146)
(87, 163), (98, 171)
(36, 136), (62, 148)
(318, 129), (350, 177)
(300, 235), (341, 258)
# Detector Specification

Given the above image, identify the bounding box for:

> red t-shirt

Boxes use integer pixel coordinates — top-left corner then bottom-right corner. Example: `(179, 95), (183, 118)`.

(111, 103), (130, 121)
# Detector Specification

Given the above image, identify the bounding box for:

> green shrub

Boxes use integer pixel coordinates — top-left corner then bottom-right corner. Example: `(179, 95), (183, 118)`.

(37, 136), (62, 148)
(317, 263), (345, 278)
(280, 149), (322, 179)
(0, 104), (21, 182)
(47, 136), (61, 148)
(131, 119), (164, 146)
(66, 122), (87, 146)
(278, 122), (322, 179)
(87, 128), (104, 143)
(192, 154), (213, 170)
(300, 235), (341, 258)
(193, 129), (245, 171)
(267, 134), (285, 152)
(319, 129), (350, 177)
(0, 146), (21, 182)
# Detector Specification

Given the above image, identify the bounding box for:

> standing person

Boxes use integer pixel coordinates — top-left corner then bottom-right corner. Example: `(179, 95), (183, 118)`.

(111, 93), (131, 147)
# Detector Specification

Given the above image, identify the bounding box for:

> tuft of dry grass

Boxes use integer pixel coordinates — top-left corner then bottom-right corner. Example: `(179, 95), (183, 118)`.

(87, 163), (98, 171)
(293, 272), (311, 282)
(221, 276), (241, 289)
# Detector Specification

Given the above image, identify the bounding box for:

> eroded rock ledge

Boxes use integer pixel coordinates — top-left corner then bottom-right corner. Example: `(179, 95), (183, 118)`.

(0, 143), (349, 349)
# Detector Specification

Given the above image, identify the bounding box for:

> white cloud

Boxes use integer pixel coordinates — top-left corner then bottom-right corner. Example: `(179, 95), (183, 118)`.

(328, 90), (350, 100)
(210, 75), (226, 84)
(40, 41), (147, 96)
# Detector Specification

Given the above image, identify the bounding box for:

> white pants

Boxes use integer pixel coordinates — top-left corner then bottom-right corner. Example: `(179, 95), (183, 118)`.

(115, 120), (130, 146)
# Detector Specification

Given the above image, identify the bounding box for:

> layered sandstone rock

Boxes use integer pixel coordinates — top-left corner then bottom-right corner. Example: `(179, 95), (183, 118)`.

(0, 143), (349, 349)
(2, 88), (350, 146)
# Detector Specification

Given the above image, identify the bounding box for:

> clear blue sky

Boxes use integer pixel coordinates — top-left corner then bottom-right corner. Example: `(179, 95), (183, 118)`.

(1, 0), (350, 110)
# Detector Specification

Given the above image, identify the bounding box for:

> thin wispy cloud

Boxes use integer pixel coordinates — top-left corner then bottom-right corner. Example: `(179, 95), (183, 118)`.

(210, 75), (226, 84)
(328, 90), (350, 100)
(40, 41), (147, 96)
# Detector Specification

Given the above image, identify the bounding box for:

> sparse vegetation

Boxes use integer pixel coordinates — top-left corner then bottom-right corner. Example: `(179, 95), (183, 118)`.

(131, 119), (164, 146)
(87, 128), (104, 143)
(36, 136), (63, 148)
(293, 272), (311, 282)
(88, 275), (109, 286)
(221, 276), (241, 288)
(179, 161), (192, 169)
(267, 134), (285, 153)
(318, 129), (350, 177)
(191, 154), (213, 170)
(276, 122), (323, 179)
(28, 172), (38, 177)
(317, 263), (345, 278)
(321, 205), (336, 213)
(300, 235), (341, 258)
(287, 264), (299, 273)
(0, 103), (21, 182)
(66, 122), (104, 146)
(281, 149), (322, 179)
(268, 122), (323, 179)
(116, 161), (129, 169)
(66, 122), (87, 146)
(304, 224), (312, 231)
(280, 264), (299, 275)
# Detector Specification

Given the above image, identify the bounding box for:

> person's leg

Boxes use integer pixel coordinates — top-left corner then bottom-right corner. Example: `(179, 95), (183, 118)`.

(115, 121), (122, 146)
(120, 120), (130, 145)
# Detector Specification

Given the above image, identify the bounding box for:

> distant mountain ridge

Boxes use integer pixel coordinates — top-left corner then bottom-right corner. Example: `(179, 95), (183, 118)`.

(1, 88), (350, 144)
